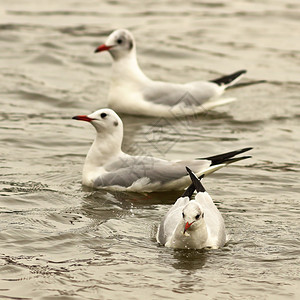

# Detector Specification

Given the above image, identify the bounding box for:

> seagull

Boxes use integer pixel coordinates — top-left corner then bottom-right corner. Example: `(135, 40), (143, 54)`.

(156, 167), (227, 249)
(94, 28), (259, 117)
(72, 108), (252, 192)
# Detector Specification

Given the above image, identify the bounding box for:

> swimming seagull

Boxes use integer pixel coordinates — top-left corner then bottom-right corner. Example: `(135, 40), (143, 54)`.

(94, 29), (261, 117)
(156, 167), (227, 249)
(72, 108), (252, 192)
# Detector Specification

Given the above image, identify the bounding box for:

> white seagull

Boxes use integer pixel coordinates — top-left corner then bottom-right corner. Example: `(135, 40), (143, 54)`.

(156, 167), (227, 249)
(72, 108), (252, 192)
(94, 28), (256, 117)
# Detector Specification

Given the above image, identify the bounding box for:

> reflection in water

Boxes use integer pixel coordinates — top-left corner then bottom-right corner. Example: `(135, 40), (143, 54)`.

(80, 189), (133, 221)
(82, 186), (184, 207)
(171, 248), (208, 271)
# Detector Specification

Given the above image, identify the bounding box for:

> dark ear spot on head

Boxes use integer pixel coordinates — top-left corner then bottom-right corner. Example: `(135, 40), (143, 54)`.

(114, 121), (118, 127)
(202, 212), (204, 218)
(128, 40), (133, 50)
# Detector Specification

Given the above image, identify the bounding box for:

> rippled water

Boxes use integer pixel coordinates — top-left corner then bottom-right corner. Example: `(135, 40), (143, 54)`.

(0, 0), (299, 299)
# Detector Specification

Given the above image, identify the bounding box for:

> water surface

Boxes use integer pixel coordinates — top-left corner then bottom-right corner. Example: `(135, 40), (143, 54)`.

(0, 0), (299, 299)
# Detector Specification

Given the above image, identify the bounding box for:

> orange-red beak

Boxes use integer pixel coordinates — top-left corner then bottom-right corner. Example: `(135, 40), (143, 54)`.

(72, 115), (94, 122)
(184, 221), (192, 234)
(94, 44), (114, 53)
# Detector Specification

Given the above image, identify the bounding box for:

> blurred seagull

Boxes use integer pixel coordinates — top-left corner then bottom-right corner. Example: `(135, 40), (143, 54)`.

(73, 108), (252, 192)
(156, 167), (227, 249)
(94, 29), (262, 117)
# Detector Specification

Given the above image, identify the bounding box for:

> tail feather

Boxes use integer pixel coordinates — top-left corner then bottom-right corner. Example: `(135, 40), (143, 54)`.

(211, 70), (246, 87)
(201, 97), (236, 110)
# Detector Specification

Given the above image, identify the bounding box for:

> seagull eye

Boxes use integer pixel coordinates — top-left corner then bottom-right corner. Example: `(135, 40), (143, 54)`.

(195, 214), (200, 220)
(100, 113), (107, 118)
(182, 212), (185, 218)
(117, 38), (123, 44)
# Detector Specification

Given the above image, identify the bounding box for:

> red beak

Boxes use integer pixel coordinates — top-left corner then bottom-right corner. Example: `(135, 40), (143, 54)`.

(94, 44), (114, 53)
(184, 222), (192, 233)
(72, 115), (94, 122)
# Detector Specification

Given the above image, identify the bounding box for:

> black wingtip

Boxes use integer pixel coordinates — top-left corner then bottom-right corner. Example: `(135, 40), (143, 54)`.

(181, 183), (195, 199)
(226, 79), (267, 90)
(210, 70), (247, 86)
(222, 155), (252, 164)
(201, 147), (253, 166)
(186, 167), (206, 193)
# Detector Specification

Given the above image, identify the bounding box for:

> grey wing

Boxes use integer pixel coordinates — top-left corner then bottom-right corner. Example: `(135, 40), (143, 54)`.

(142, 80), (221, 106)
(94, 156), (210, 189)
(94, 168), (145, 188)
(196, 192), (226, 246)
(157, 197), (189, 245)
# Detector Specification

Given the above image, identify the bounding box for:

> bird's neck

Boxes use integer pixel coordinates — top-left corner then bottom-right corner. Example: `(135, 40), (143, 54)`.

(83, 132), (122, 184)
(111, 51), (150, 84)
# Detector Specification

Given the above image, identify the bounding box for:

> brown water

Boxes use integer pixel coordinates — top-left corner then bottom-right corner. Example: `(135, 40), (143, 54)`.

(0, 0), (299, 299)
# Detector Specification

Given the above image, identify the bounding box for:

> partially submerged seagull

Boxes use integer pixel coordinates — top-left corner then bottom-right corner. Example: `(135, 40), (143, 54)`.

(156, 167), (226, 249)
(73, 108), (252, 192)
(94, 29), (259, 117)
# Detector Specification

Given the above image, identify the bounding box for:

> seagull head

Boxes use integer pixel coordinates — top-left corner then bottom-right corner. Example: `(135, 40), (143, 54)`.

(94, 29), (135, 60)
(182, 201), (205, 234)
(72, 108), (123, 137)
